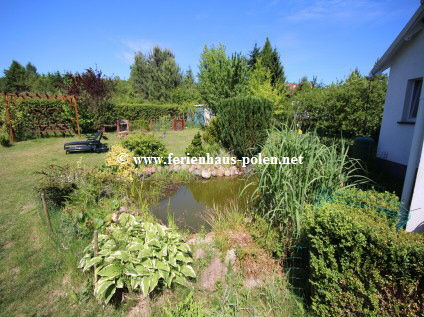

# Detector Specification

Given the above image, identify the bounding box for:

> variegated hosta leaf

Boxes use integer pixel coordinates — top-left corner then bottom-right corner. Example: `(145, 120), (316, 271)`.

(180, 265), (196, 278)
(176, 252), (191, 263)
(124, 264), (138, 277)
(83, 256), (102, 271)
(140, 276), (151, 295)
(156, 260), (171, 272)
(97, 263), (122, 278)
(174, 275), (189, 288)
(94, 277), (116, 304)
(127, 241), (144, 251)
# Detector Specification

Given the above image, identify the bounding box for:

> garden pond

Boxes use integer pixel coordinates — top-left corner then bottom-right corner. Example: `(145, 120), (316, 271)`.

(149, 175), (255, 232)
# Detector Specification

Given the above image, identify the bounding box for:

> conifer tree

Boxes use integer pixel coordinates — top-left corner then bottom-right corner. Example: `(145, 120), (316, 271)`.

(260, 38), (286, 86)
(3, 60), (29, 92)
(248, 43), (261, 68)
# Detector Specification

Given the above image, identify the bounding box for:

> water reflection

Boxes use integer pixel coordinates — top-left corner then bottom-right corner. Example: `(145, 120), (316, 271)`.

(150, 176), (254, 232)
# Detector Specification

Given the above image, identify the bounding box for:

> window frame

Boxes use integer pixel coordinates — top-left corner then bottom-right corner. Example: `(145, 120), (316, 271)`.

(402, 77), (423, 123)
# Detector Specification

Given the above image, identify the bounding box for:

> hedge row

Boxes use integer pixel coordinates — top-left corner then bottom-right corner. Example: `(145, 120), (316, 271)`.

(1, 101), (184, 138)
(303, 190), (424, 317)
(113, 103), (183, 121)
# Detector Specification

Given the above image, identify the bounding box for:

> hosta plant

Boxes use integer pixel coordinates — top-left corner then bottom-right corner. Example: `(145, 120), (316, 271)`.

(78, 213), (195, 303)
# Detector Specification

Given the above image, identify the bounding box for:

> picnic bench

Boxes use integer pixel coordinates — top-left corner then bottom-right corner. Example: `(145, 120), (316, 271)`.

(32, 123), (73, 136)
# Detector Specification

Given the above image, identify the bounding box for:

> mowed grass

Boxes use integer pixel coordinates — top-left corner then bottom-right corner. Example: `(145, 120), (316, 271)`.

(0, 128), (198, 316)
(155, 128), (199, 157)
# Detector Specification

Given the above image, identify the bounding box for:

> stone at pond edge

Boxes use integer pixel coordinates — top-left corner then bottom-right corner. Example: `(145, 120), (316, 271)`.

(201, 170), (211, 179)
(195, 248), (206, 259)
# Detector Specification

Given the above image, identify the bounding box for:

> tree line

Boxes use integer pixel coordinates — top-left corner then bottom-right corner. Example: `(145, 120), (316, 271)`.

(0, 37), (387, 138)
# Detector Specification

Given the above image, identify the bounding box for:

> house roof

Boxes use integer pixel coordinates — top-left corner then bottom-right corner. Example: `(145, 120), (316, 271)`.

(370, 2), (424, 76)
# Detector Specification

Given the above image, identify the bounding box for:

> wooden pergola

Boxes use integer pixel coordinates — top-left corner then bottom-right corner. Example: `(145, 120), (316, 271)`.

(1, 93), (81, 144)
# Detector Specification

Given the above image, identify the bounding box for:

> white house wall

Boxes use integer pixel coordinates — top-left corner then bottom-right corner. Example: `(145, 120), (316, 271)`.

(377, 29), (424, 166)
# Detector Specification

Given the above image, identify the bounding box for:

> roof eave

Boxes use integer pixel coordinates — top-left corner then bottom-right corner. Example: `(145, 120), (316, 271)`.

(369, 4), (424, 77)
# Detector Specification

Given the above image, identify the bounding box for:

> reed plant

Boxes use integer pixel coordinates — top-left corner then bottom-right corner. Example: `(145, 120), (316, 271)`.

(252, 125), (366, 236)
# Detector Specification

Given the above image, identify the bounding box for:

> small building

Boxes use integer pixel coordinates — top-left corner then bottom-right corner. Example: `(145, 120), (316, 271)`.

(369, 2), (424, 232)
(190, 104), (213, 126)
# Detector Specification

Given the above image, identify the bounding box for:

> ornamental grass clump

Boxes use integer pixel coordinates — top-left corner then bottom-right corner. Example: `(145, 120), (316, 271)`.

(253, 125), (365, 236)
(79, 213), (195, 304)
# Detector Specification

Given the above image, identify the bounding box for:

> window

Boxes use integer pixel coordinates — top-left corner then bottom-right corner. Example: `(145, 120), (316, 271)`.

(404, 78), (423, 121)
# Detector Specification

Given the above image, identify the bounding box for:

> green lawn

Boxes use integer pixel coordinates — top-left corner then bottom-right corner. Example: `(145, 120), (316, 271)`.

(0, 129), (198, 316)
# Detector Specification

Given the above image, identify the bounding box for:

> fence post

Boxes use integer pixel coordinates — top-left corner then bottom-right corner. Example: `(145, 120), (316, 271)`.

(40, 193), (52, 231)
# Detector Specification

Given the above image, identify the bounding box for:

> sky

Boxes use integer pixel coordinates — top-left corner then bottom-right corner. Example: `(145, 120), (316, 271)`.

(0, 0), (421, 85)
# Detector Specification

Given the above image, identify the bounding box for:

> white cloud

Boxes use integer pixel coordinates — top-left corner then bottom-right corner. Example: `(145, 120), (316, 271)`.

(285, 0), (385, 23)
(116, 38), (157, 64)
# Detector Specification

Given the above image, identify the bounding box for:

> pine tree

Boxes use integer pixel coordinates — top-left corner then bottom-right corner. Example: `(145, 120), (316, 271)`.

(248, 43), (261, 68)
(3, 60), (29, 93)
(130, 46), (182, 101)
(260, 38), (286, 86)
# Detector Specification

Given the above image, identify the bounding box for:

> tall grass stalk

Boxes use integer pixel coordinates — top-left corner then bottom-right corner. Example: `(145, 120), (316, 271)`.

(252, 125), (366, 236)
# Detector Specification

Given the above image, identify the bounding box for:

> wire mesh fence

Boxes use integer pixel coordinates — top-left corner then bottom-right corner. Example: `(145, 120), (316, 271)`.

(283, 187), (409, 300)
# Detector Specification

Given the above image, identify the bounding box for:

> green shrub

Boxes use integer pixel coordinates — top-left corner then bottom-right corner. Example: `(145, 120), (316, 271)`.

(36, 165), (81, 206)
(215, 96), (273, 158)
(254, 126), (364, 235)
(185, 132), (205, 157)
(291, 71), (387, 138)
(303, 198), (424, 317)
(0, 125), (11, 146)
(201, 118), (222, 155)
(121, 133), (167, 159)
(79, 213), (196, 304)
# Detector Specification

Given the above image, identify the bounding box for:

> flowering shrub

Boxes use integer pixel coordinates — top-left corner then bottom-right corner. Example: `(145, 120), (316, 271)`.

(104, 144), (136, 181)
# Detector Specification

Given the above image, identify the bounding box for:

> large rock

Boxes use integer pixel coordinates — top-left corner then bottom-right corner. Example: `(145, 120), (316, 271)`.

(193, 169), (202, 176)
(201, 170), (211, 179)
(217, 169), (224, 177)
(199, 257), (225, 291)
(224, 170), (231, 177)
(211, 170), (217, 177)
(195, 248), (206, 259)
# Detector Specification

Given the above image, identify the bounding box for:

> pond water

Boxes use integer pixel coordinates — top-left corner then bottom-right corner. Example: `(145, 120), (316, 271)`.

(150, 176), (254, 232)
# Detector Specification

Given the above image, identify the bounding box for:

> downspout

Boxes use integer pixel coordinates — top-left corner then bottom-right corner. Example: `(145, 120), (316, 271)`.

(403, 79), (424, 231)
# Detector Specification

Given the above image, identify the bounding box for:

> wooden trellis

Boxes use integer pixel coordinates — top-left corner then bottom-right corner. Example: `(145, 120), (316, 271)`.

(1, 93), (81, 144)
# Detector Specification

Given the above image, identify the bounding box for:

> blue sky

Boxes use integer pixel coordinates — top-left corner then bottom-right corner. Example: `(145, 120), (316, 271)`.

(0, 0), (420, 84)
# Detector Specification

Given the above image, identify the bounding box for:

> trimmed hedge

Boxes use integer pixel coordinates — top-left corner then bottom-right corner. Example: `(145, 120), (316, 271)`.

(304, 193), (424, 317)
(113, 103), (183, 121)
